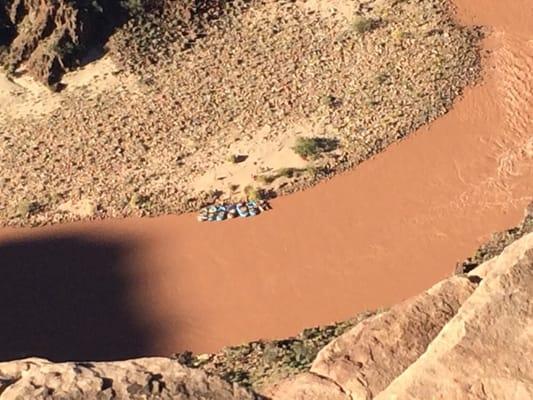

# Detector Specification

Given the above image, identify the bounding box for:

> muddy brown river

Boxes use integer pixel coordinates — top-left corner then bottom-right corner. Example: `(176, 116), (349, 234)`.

(0, 0), (531, 362)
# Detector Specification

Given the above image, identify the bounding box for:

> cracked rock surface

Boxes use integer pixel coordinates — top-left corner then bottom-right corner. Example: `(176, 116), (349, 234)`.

(0, 357), (259, 400)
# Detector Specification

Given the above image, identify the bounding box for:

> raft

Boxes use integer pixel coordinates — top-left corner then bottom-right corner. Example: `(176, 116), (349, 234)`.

(197, 200), (270, 222)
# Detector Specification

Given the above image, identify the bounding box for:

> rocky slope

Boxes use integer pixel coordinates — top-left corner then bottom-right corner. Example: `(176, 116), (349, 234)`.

(0, 358), (259, 400)
(374, 239), (533, 399)
(0, 0), (481, 227)
(0, 0), (224, 86)
(0, 0), (126, 86)
(1, 223), (531, 399)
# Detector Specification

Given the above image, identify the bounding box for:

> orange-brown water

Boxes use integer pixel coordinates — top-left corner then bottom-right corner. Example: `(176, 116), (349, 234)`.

(0, 0), (531, 362)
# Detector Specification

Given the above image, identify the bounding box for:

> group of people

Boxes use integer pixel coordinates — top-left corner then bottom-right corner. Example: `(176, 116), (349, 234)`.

(197, 200), (271, 222)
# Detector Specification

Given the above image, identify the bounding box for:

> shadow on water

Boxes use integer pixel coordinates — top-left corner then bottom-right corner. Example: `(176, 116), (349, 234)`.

(0, 235), (152, 362)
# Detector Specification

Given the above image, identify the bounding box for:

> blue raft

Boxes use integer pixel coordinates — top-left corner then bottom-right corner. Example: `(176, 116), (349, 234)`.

(197, 200), (270, 222)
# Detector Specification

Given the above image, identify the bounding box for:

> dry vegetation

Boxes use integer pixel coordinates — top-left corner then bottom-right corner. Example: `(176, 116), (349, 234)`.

(0, 0), (481, 226)
(174, 310), (379, 392)
(457, 203), (533, 273)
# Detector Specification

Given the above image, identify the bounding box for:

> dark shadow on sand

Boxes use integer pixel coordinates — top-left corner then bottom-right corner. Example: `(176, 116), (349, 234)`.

(0, 235), (151, 362)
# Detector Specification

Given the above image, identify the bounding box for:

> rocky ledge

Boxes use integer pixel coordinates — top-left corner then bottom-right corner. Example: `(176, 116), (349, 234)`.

(0, 0), (224, 87)
(266, 232), (533, 400)
(0, 358), (259, 400)
(0, 0), (124, 86)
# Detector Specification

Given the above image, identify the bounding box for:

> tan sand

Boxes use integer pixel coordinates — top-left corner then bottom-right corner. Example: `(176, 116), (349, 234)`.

(0, 0), (531, 362)
(192, 123), (310, 197)
(0, 56), (136, 120)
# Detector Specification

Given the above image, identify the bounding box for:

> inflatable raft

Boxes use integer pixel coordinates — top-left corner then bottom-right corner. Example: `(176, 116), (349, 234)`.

(197, 200), (270, 222)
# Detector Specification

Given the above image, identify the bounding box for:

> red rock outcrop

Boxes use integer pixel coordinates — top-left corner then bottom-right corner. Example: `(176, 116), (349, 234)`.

(0, 357), (259, 400)
(1, 0), (122, 86)
(265, 275), (478, 399)
(265, 233), (533, 400)
(375, 234), (533, 399)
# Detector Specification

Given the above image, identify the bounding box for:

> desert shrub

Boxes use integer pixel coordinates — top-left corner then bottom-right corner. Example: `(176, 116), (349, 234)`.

(277, 167), (300, 178)
(292, 137), (321, 159)
(290, 341), (318, 366)
(375, 72), (389, 84)
(222, 369), (249, 384)
(305, 165), (319, 178)
(244, 185), (263, 201)
(292, 137), (339, 160)
(54, 40), (78, 58)
(352, 17), (375, 34)
(129, 193), (151, 209)
(120, 0), (144, 15)
(256, 174), (276, 185)
(322, 95), (343, 109)
(262, 344), (280, 364)
(16, 200), (40, 217)
(256, 168), (304, 185)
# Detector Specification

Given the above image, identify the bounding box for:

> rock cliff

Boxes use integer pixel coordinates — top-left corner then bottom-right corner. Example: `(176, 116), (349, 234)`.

(267, 233), (533, 399)
(375, 237), (533, 399)
(0, 0), (126, 86)
(0, 0), (223, 86)
(0, 357), (259, 400)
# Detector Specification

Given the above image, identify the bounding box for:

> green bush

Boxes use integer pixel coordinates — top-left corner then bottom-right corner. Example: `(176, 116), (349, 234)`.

(352, 17), (375, 34)
(244, 185), (263, 201)
(292, 137), (338, 160)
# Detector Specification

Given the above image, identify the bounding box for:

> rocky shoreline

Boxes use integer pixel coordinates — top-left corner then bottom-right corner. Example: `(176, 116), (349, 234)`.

(0, 0), (481, 227)
(173, 310), (379, 392)
(1, 220), (531, 399)
(165, 203), (533, 394)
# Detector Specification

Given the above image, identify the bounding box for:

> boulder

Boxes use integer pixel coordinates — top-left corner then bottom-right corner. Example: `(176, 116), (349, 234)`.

(310, 275), (478, 399)
(0, 357), (258, 400)
(469, 229), (533, 279)
(375, 233), (533, 399)
(264, 372), (349, 400)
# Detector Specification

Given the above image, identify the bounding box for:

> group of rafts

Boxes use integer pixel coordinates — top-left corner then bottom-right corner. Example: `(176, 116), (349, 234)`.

(197, 200), (271, 222)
